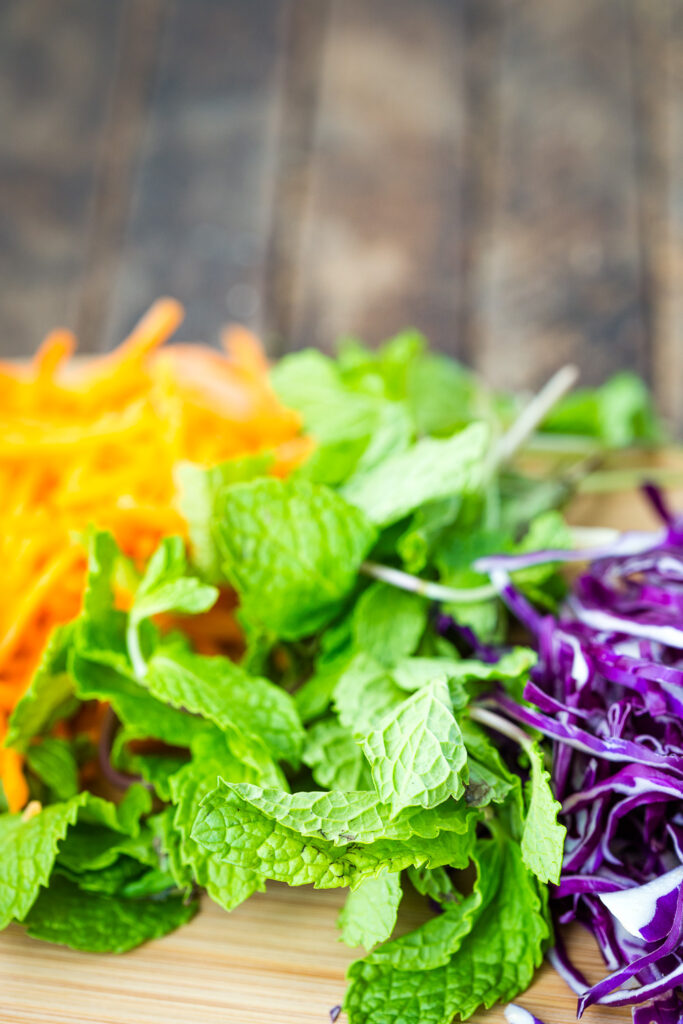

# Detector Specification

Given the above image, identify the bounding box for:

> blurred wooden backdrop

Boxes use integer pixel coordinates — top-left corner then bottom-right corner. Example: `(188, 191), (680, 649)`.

(1, 0), (682, 422)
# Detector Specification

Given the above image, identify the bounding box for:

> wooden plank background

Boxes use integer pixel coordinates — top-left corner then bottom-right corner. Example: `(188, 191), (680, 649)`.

(0, 0), (681, 415)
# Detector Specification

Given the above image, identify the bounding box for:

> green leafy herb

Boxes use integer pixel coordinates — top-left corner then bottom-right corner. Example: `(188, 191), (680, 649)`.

(216, 478), (377, 639)
(338, 872), (402, 949)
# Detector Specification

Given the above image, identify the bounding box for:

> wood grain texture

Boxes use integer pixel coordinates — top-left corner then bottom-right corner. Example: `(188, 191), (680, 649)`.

(475, 0), (647, 392)
(285, 0), (467, 354)
(0, 1), (681, 414)
(74, 0), (167, 353)
(0, 0), (122, 354)
(102, 0), (286, 350)
(0, 885), (629, 1024)
(634, 0), (683, 430)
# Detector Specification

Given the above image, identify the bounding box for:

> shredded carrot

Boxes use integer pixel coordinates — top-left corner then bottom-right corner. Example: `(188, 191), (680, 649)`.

(0, 299), (313, 809)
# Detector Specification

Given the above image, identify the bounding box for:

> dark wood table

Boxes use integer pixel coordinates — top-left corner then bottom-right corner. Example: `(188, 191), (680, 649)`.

(1, 0), (681, 425)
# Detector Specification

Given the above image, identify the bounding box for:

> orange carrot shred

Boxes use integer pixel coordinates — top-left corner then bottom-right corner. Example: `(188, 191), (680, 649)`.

(0, 300), (311, 809)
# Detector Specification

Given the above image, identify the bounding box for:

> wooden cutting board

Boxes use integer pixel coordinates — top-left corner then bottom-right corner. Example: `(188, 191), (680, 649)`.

(1, 478), (676, 1024)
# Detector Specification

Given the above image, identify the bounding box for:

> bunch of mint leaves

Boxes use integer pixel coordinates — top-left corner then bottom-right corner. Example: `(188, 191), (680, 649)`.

(0, 334), (660, 1024)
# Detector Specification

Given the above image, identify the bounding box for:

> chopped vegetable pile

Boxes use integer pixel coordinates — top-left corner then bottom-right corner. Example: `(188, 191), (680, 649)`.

(476, 485), (683, 1023)
(0, 314), (669, 1024)
(0, 299), (311, 810)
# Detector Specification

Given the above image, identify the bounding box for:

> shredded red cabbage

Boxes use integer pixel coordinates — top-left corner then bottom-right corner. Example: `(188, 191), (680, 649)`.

(478, 487), (683, 1024)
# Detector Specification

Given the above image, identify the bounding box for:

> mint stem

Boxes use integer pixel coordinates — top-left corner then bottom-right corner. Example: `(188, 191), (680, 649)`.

(469, 706), (533, 752)
(361, 561), (498, 604)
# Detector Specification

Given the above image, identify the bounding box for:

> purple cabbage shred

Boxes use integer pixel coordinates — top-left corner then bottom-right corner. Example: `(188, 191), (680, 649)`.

(480, 486), (683, 1024)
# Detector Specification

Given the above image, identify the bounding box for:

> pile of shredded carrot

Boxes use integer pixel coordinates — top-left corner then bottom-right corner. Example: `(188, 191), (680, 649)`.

(0, 298), (312, 812)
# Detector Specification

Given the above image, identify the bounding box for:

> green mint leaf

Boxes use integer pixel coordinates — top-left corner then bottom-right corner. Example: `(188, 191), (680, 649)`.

(406, 865), (461, 906)
(397, 496), (461, 573)
(350, 401), (413, 478)
(212, 782), (475, 845)
(192, 785), (475, 890)
(361, 678), (467, 817)
(407, 352), (482, 438)
(215, 478), (376, 639)
(345, 837), (550, 1023)
(25, 738), (79, 801)
(146, 649), (304, 767)
(357, 837), (500, 976)
(167, 744), (265, 913)
(392, 649), (535, 696)
(149, 809), (195, 894)
(0, 796), (83, 929)
(70, 654), (213, 748)
(334, 654), (406, 738)
(341, 423), (488, 527)
(5, 624), (78, 751)
(127, 536), (217, 675)
(294, 654), (350, 724)
(54, 855), (151, 896)
(83, 529), (120, 619)
(0, 789), (146, 930)
(56, 826), (157, 874)
(352, 583), (427, 667)
(175, 454), (274, 580)
(115, 748), (188, 802)
(303, 717), (373, 791)
(521, 742), (566, 885)
(270, 349), (380, 485)
(119, 864), (180, 899)
(338, 872), (402, 949)
(458, 719), (518, 808)
(541, 370), (662, 445)
(23, 875), (197, 953)
(362, 892), (482, 974)
(337, 331), (425, 401)
(132, 536), (218, 620)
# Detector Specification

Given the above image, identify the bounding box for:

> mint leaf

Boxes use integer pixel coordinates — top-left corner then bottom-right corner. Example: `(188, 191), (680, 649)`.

(358, 837), (500, 975)
(70, 654), (213, 748)
(192, 785), (475, 890)
(352, 583), (427, 667)
(6, 624), (78, 751)
(342, 423), (488, 527)
(407, 353), (481, 438)
(334, 654), (406, 738)
(406, 865), (460, 906)
(83, 529), (120, 618)
(176, 454), (274, 580)
(459, 719), (518, 808)
(131, 536), (218, 622)
(338, 872), (402, 949)
(392, 649), (535, 695)
(54, 855), (152, 896)
(127, 536), (217, 674)
(210, 782), (475, 845)
(271, 349), (380, 485)
(345, 837), (550, 1023)
(364, 892), (482, 974)
(294, 654), (350, 724)
(146, 649), (304, 767)
(521, 742), (566, 885)
(168, 742), (264, 913)
(215, 478), (377, 639)
(362, 678), (467, 817)
(23, 875), (197, 952)
(397, 496), (461, 573)
(303, 718), (373, 791)
(0, 796), (82, 928)
(26, 738), (79, 801)
(0, 790), (142, 929)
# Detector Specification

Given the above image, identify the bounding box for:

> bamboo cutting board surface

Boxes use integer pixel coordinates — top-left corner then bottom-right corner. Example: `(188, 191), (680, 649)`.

(1, 477), (678, 1024)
